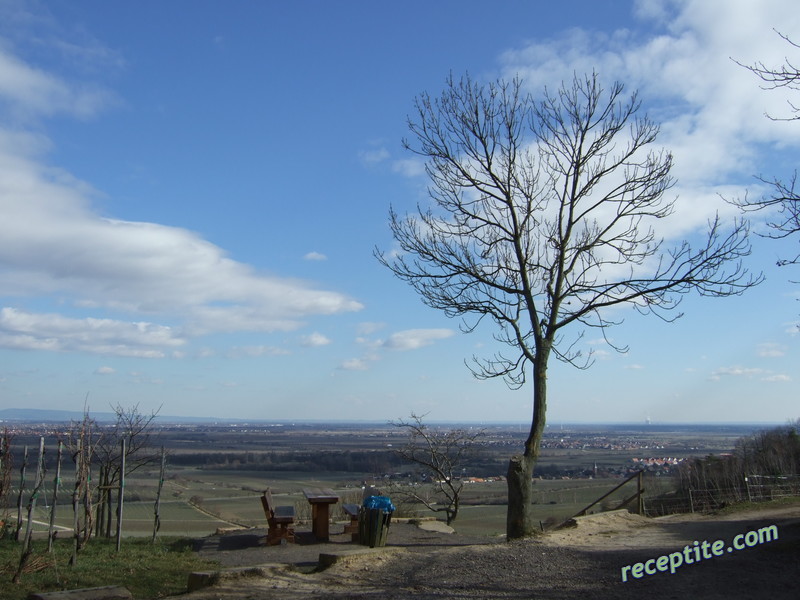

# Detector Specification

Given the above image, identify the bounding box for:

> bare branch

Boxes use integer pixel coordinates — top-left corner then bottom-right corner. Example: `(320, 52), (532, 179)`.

(390, 414), (484, 525)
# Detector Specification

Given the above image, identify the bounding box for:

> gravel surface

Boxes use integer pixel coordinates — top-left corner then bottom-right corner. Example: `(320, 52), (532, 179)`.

(176, 506), (800, 599)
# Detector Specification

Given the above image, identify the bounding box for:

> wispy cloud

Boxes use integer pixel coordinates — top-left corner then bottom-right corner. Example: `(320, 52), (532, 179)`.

(710, 366), (764, 380)
(498, 0), (800, 243)
(757, 342), (787, 358)
(359, 147), (390, 165)
(391, 158), (426, 178)
(0, 46), (116, 121)
(301, 332), (331, 347)
(304, 251), (327, 261)
(762, 374), (791, 382)
(338, 358), (369, 371)
(356, 322), (385, 336)
(0, 42), (363, 358)
(0, 307), (184, 358)
(709, 364), (792, 383)
(383, 328), (455, 351)
(226, 345), (290, 358)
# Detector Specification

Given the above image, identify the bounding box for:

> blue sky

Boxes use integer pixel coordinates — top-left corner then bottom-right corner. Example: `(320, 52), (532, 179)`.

(0, 0), (798, 424)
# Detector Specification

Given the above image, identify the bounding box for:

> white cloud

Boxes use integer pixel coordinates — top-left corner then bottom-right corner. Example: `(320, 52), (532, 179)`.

(227, 345), (290, 358)
(383, 328), (455, 351)
(301, 332), (331, 347)
(339, 358), (369, 371)
(757, 342), (787, 358)
(0, 307), (184, 358)
(356, 322), (385, 336)
(0, 129), (363, 346)
(359, 147), (390, 165)
(304, 251), (327, 261)
(0, 42), (363, 359)
(498, 0), (800, 244)
(710, 366), (764, 380)
(94, 366), (115, 375)
(0, 46), (115, 121)
(392, 158), (426, 178)
(762, 374), (791, 382)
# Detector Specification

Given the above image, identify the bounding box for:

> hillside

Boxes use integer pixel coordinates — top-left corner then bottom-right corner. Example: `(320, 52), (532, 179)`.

(174, 501), (799, 599)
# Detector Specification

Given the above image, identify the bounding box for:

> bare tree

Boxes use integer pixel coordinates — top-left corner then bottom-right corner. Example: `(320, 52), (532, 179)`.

(733, 31), (800, 269)
(377, 72), (760, 539)
(391, 414), (484, 525)
(64, 409), (99, 557)
(62, 403), (160, 547)
(95, 404), (160, 537)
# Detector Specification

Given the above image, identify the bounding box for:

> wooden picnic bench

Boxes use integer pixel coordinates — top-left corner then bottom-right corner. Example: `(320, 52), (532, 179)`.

(261, 488), (295, 545)
(342, 503), (360, 542)
(303, 488), (339, 542)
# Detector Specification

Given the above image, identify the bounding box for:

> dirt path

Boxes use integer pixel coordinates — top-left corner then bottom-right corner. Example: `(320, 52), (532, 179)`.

(172, 503), (800, 599)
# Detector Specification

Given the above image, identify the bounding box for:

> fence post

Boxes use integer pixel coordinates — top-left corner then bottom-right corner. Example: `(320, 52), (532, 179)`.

(116, 438), (125, 552)
(744, 476), (752, 502)
(688, 488), (694, 513)
(637, 470), (644, 515)
(15, 445), (28, 542)
(48, 441), (63, 551)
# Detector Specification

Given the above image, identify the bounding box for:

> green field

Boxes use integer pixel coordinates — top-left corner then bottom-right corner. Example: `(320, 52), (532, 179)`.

(9, 468), (668, 540)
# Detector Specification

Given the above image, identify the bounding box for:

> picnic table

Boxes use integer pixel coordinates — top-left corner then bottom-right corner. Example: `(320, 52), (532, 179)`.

(303, 488), (339, 541)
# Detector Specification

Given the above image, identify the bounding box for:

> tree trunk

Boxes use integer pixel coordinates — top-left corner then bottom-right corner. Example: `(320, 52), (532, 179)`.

(506, 453), (535, 538)
(506, 352), (548, 540)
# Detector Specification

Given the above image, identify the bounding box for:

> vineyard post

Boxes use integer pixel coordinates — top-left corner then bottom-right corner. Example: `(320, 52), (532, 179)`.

(48, 441), (63, 551)
(115, 438), (125, 552)
(15, 445), (28, 541)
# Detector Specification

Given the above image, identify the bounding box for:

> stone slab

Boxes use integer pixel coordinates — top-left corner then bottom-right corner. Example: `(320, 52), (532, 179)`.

(27, 586), (132, 600)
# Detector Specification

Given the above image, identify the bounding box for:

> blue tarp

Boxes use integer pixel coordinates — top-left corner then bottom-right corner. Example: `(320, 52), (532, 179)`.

(363, 495), (395, 512)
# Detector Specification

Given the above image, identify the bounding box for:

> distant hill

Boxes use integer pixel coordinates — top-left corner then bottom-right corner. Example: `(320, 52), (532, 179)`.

(0, 408), (227, 424)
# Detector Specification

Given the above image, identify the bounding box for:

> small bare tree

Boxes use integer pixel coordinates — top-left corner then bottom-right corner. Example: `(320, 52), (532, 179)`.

(95, 404), (160, 538)
(377, 72), (760, 538)
(62, 403), (160, 550)
(391, 414), (484, 525)
(64, 409), (99, 559)
(733, 31), (800, 270)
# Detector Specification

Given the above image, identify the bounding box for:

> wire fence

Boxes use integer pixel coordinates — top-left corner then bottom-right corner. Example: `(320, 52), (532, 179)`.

(643, 474), (800, 517)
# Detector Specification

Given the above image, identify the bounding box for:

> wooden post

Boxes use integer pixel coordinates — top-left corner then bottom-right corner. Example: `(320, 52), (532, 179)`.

(116, 438), (125, 552)
(14, 438), (46, 583)
(96, 465), (105, 539)
(70, 438), (81, 566)
(745, 476), (752, 502)
(48, 441), (63, 552)
(22, 438), (46, 547)
(637, 470), (644, 515)
(152, 446), (166, 543)
(15, 445), (28, 542)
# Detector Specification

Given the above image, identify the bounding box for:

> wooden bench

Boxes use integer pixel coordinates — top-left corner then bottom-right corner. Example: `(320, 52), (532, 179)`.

(342, 503), (360, 542)
(261, 488), (295, 545)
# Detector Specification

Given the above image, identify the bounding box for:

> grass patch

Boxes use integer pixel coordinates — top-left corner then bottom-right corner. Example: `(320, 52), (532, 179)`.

(0, 536), (219, 600)
(710, 495), (800, 516)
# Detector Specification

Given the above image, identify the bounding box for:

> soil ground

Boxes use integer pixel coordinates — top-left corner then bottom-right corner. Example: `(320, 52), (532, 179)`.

(175, 503), (800, 599)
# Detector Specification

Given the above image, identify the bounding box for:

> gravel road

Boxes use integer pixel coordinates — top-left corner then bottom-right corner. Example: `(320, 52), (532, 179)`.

(176, 505), (799, 599)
